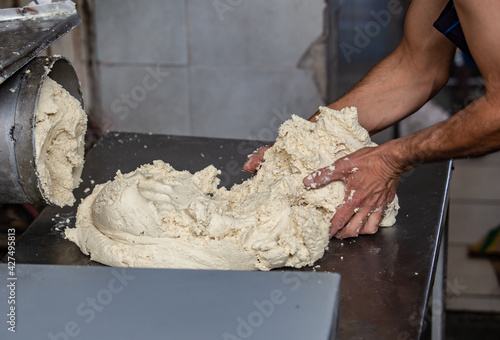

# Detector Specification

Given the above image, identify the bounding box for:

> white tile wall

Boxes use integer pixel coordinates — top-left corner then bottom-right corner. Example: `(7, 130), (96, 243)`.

(449, 203), (500, 245)
(189, 66), (322, 139)
(187, 0), (325, 67)
(98, 65), (190, 135)
(447, 246), (500, 296)
(447, 155), (500, 313)
(95, 0), (188, 65)
(448, 296), (500, 313)
(450, 166), (500, 201)
(95, 0), (326, 138)
(454, 151), (500, 167)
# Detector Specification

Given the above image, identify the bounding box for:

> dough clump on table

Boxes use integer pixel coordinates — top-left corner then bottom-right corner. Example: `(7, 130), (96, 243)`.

(66, 107), (399, 270)
(35, 76), (87, 207)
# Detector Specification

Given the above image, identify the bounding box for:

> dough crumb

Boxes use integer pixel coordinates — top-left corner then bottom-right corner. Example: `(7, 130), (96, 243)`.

(348, 190), (356, 201)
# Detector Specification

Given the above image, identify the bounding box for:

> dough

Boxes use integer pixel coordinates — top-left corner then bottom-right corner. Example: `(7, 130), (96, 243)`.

(35, 76), (87, 207)
(66, 107), (399, 270)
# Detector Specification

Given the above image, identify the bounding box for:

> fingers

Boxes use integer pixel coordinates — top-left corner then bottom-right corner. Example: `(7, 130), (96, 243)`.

(328, 197), (359, 238)
(303, 165), (344, 189)
(360, 207), (383, 235)
(330, 204), (384, 239)
(333, 206), (372, 239)
(242, 146), (270, 173)
(303, 156), (357, 189)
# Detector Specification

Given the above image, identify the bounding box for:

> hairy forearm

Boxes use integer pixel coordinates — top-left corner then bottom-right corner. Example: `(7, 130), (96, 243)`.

(311, 47), (450, 134)
(386, 94), (500, 171)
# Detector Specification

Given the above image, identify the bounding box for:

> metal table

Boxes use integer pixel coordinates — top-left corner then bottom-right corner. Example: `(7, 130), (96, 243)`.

(1, 264), (341, 340)
(3, 132), (452, 339)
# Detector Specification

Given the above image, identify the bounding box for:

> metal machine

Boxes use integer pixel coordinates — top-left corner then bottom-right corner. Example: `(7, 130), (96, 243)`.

(0, 0), (81, 204)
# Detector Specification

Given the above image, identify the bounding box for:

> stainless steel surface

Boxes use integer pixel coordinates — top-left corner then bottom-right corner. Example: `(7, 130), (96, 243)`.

(432, 238), (446, 340)
(0, 56), (83, 204)
(0, 264), (340, 340)
(0, 1), (80, 84)
(5, 132), (452, 339)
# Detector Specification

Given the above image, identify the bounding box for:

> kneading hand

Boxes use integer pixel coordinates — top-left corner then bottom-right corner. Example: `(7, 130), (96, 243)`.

(303, 146), (402, 239)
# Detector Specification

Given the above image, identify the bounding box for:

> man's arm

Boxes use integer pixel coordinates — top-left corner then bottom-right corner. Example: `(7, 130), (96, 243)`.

(243, 0), (456, 173)
(390, 0), (500, 164)
(311, 0), (456, 134)
(306, 0), (500, 239)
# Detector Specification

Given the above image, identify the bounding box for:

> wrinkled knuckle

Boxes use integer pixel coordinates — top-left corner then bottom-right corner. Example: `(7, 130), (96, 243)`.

(332, 218), (347, 231)
(318, 177), (333, 187)
(363, 223), (379, 235)
(351, 197), (364, 206)
(333, 160), (348, 171)
(333, 232), (344, 240)
(342, 231), (358, 239)
(335, 215), (349, 229)
(345, 196), (363, 208)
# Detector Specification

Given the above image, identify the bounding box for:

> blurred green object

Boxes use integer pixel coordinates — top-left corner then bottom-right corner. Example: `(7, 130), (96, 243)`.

(469, 225), (500, 285)
(469, 225), (500, 257)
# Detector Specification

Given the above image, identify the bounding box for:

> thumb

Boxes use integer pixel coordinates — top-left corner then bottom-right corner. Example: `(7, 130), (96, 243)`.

(242, 146), (270, 173)
(303, 164), (344, 189)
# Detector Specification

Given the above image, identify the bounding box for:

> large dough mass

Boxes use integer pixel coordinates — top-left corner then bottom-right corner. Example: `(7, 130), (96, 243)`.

(66, 107), (399, 270)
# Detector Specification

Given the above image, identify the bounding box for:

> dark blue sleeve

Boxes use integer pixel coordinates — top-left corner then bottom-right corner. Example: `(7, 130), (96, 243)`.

(433, 0), (473, 59)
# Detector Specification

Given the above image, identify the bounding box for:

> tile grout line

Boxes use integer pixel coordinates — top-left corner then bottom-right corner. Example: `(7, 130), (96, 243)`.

(185, 0), (193, 135)
(447, 294), (500, 299)
(97, 61), (306, 71)
(450, 198), (500, 206)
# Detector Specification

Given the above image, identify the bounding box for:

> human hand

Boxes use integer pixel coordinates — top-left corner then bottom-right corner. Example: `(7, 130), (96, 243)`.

(242, 145), (270, 173)
(303, 146), (403, 239)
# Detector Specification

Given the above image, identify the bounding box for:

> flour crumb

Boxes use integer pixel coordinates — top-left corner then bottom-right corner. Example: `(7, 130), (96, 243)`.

(348, 190), (356, 201)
